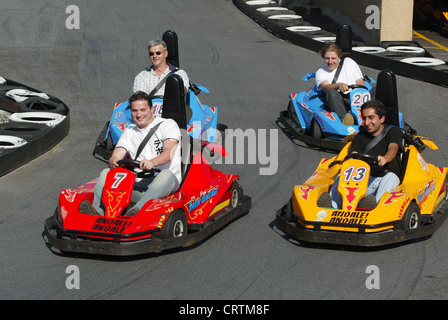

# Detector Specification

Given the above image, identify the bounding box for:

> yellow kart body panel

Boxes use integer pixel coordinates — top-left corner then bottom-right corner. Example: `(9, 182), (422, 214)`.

(277, 138), (448, 247)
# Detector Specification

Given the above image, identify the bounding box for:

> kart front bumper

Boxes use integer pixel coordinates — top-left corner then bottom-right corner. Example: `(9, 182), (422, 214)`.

(275, 200), (448, 247)
(278, 110), (347, 152)
(44, 196), (251, 256)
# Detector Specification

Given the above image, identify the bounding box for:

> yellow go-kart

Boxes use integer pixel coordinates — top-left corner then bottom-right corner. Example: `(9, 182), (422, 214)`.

(276, 131), (448, 247)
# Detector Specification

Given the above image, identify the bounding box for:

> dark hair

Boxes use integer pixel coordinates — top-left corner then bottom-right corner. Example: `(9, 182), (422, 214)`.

(127, 91), (152, 109)
(361, 100), (386, 119)
(319, 43), (343, 59)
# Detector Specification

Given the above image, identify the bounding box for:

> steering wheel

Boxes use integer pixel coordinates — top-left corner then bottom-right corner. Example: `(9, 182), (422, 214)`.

(347, 84), (368, 90)
(117, 159), (160, 178)
(329, 152), (378, 168)
(344, 152), (378, 166)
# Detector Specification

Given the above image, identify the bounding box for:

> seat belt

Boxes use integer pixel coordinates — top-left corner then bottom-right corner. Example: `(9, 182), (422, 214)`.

(332, 57), (345, 85)
(148, 68), (178, 97)
(362, 125), (390, 154)
(134, 122), (162, 160)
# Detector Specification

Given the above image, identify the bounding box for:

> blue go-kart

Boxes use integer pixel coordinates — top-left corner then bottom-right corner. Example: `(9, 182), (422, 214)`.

(278, 69), (407, 151)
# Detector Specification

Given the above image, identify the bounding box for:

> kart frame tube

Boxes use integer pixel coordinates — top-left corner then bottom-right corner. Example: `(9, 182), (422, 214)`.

(278, 110), (347, 151)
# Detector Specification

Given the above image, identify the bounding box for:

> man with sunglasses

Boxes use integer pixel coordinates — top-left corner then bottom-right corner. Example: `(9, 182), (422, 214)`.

(133, 39), (190, 96)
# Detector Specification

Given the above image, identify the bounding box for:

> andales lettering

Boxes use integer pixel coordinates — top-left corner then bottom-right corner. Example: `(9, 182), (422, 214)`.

(329, 210), (369, 225)
(90, 217), (133, 234)
(188, 188), (218, 212)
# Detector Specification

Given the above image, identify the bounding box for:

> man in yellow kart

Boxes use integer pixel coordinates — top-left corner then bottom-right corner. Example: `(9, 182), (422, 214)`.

(323, 100), (403, 209)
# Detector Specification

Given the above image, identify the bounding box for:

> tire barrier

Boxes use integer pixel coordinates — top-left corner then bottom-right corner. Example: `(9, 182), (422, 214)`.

(287, 26), (322, 33)
(0, 78), (70, 177)
(352, 46), (386, 54)
(0, 122), (52, 141)
(5, 89), (50, 102)
(257, 7), (290, 13)
(0, 135), (27, 149)
(401, 57), (446, 67)
(386, 46), (425, 56)
(233, 0), (448, 87)
(8, 111), (66, 127)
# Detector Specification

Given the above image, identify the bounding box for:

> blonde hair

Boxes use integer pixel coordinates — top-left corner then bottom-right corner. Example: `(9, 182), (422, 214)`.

(319, 43), (343, 59)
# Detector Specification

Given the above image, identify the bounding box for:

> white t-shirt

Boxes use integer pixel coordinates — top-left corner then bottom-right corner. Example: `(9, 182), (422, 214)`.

(315, 57), (363, 91)
(116, 117), (182, 185)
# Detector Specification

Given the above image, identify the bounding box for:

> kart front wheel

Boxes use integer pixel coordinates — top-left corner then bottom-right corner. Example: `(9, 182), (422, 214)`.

(401, 202), (420, 231)
(160, 209), (188, 239)
(231, 182), (242, 208)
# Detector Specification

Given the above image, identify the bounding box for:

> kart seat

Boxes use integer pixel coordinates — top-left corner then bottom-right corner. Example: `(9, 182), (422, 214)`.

(162, 74), (187, 130)
(335, 24), (352, 58)
(179, 130), (192, 183)
(162, 30), (180, 68)
(375, 70), (400, 127)
(161, 74), (192, 184)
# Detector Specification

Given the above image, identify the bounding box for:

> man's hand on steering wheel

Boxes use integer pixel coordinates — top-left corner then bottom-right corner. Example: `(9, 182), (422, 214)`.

(139, 159), (155, 171)
(377, 155), (387, 166)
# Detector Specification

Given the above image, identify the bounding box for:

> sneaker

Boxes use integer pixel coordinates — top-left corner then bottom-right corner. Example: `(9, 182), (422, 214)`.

(124, 207), (139, 217)
(358, 194), (377, 209)
(317, 192), (332, 208)
(342, 113), (354, 125)
(79, 201), (101, 216)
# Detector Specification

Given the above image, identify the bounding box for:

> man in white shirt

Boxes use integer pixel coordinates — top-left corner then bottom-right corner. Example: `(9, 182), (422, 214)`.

(133, 39), (190, 96)
(315, 44), (366, 125)
(81, 91), (182, 216)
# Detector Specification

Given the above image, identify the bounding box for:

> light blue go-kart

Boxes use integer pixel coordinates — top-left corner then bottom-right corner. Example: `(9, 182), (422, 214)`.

(278, 69), (407, 151)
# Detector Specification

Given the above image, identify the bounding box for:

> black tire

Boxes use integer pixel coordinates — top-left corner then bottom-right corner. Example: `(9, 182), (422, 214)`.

(311, 119), (323, 139)
(159, 209), (188, 239)
(230, 182), (242, 208)
(401, 202), (421, 231)
(0, 122), (51, 141)
(19, 97), (68, 115)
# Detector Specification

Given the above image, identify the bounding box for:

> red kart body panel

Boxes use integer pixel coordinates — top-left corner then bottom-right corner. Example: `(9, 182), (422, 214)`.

(47, 150), (250, 254)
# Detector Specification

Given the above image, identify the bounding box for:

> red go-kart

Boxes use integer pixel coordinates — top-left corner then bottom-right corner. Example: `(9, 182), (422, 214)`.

(44, 75), (251, 256)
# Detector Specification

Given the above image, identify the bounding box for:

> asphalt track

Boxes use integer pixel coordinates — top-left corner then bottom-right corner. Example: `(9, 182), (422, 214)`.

(1, 0), (448, 301)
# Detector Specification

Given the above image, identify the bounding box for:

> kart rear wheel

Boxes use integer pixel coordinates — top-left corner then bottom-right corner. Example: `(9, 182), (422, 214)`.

(160, 209), (188, 239)
(401, 202), (421, 231)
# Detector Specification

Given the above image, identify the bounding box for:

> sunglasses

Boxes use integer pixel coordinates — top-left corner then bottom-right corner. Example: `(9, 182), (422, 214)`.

(149, 50), (165, 56)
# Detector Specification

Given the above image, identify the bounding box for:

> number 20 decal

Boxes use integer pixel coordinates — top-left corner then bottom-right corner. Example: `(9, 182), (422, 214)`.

(352, 92), (371, 106)
(342, 166), (368, 182)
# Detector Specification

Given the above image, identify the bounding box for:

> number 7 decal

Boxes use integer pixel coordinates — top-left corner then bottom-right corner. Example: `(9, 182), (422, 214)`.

(112, 172), (127, 189)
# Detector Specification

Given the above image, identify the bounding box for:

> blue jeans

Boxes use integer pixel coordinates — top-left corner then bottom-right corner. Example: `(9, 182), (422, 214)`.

(93, 168), (178, 215)
(330, 171), (400, 209)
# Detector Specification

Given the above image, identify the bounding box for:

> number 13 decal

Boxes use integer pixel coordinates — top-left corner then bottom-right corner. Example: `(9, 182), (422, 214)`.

(342, 166), (368, 182)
